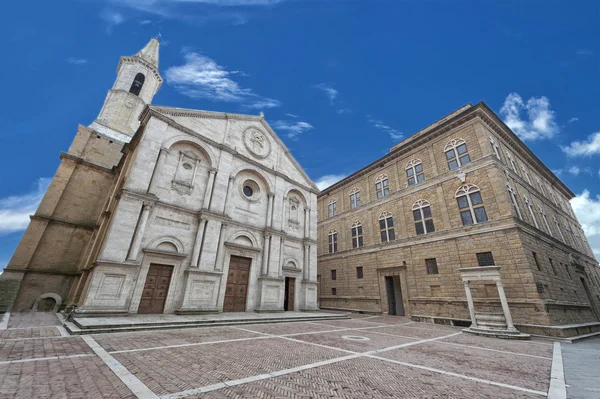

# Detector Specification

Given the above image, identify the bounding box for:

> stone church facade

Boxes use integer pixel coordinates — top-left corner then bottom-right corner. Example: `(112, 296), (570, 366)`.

(0, 39), (319, 315)
(317, 103), (600, 337)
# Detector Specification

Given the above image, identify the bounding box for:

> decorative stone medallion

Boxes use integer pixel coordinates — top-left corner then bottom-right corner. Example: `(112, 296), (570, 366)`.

(243, 127), (271, 159)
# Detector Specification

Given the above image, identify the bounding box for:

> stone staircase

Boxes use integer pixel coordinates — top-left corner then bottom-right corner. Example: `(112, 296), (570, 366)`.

(463, 312), (531, 340)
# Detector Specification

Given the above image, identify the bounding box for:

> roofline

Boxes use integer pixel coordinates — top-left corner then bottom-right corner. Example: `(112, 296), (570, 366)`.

(319, 101), (574, 198)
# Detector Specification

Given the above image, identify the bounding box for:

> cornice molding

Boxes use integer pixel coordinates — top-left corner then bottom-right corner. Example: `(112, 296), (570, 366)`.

(117, 56), (163, 88)
(30, 215), (96, 231)
(60, 152), (116, 174)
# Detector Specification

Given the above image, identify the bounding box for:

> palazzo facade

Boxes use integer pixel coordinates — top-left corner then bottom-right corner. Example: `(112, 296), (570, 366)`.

(316, 103), (600, 337)
(0, 39), (319, 315)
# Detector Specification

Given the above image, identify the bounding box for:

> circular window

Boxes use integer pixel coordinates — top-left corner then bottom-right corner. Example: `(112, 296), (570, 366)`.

(182, 163), (192, 170)
(243, 185), (254, 197)
(240, 179), (260, 201)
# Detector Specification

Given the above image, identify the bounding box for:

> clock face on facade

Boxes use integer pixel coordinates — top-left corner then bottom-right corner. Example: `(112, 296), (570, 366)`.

(243, 127), (271, 159)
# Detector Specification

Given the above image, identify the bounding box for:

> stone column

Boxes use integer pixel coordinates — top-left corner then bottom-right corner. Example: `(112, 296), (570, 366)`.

(127, 202), (152, 261)
(190, 217), (207, 267)
(223, 176), (236, 216)
(261, 234), (271, 276)
(304, 208), (311, 238)
(266, 192), (275, 227)
(281, 196), (288, 231)
(495, 279), (516, 330)
(213, 223), (227, 271)
(203, 168), (217, 210)
(278, 238), (286, 278)
(303, 244), (310, 280)
(146, 148), (167, 194)
(463, 280), (477, 328)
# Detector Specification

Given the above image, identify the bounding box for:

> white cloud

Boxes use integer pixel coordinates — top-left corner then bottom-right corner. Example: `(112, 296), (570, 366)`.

(568, 117), (579, 123)
(499, 93), (559, 141)
(100, 9), (125, 32)
(271, 120), (313, 140)
(284, 113), (298, 118)
(66, 57), (88, 65)
(576, 49), (593, 56)
(368, 118), (403, 141)
(568, 166), (580, 176)
(313, 83), (338, 105)
(140, 19), (152, 25)
(314, 174), (346, 190)
(165, 51), (280, 109)
(571, 190), (600, 258)
(562, 131), (600, 157)
(336, 108), (351, 115)
(0, 178), (51, 235)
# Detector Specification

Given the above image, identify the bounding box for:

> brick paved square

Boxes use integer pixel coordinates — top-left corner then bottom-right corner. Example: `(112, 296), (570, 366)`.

(239, 321), (346, 335)
(438, 332), (554, 358)
(290, 330), (416, 353)
(93, 326), (258, 352)
(359, 315), (415, 325)
(378, 341), (552, 392)
(309, 319), (387, 328)
(113, 337), (344, 396)
(0, 336), (93, 362)
(7, 313), (61, 329)
(0, 326), (61, 340)
(367, 325), (458, 339)
(0, 357), (134, 399)
(192, 356), (542, 399)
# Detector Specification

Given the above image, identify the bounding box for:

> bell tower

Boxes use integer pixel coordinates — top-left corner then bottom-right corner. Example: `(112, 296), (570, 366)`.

(90, 38), (162, 143)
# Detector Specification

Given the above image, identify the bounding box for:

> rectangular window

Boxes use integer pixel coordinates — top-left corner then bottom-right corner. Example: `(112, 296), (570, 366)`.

(328, 233), (338, 253)
(425, 258), (439, 274)
(351, 225), (363, 249)
(331, 269), (337, 280)
(533, 252), (541, 271)
(356, 266), (363, 279)
(564, 263), (571, 278)
(327, 202), (337, 217)
(476, 252), (495, 267)
(331, 288), (336, 296)
(350, 192), (361, 209)
(376, 179), (390, 199)
(380, 216), (395, 242)
(549, 258), (557, 275)
(413, 205), (435, 235)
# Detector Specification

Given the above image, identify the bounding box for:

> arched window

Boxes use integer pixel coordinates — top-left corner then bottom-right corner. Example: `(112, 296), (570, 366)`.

(327, 199), (337, 217)
(506, 183), (523, 220)
(406, 160), (424, 186)
(328, 229), (338, 253)
(412, 200), (435, 235)
(553, 216), (566, 243)
(350, 188), (361, 209)
(539, 206), (552, 237)
(378, 211), (395, 242)
(444, 139), (470, 170)
(375, 174), (390, 199)
(456, 184), (488, 225)
(129, 73), (145, 96)
(520, 164), (532, 185)
(351, 221), (363, 248)
(489, 136), (501, 160)
(524, 196), (539, 229)
(505, 151), (518, 173)
(535, 177), (546, 195)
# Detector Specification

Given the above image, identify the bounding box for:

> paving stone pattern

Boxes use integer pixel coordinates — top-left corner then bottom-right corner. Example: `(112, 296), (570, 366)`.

(0, 312), (557, 398)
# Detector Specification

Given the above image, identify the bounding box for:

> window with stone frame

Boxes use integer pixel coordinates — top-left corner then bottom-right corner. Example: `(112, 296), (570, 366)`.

(173, 151), (200, 190)
(505, 151), (518, 174)
(520, 164), (532, 185)
(351, 221), (364, 249)
(328, 230), (338, 253)
(476, 252), (495, 267)
(444, 139), (471, 170)
(524, 196), (539, 229)
(533, 252), (542, 271)
(331, 269), (337, 280)
(331, 288), (337, 295)
(406, 159), (425, 186)
(425, 258), (439, 274)
(549, 258), (557, 275)
(553, 216), (566, 243)
(489, 136), (501, 160)
(539, 206), (553, 237)
(535, 177), (546, 195)
(379, 211), (395, 242)
(327, 199), (337, 217)
(412, 199), (435, 235)
(356, 266), (364, 279)
(288, 196), (301, 224)
(455, 184), (488, 225)
(375, 175), (390, 199)
(349, 188), (361, 209)
(506, 183), (523, 220)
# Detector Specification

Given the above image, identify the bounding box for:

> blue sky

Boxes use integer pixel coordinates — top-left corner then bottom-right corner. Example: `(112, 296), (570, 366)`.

(1, 0), (599, 269)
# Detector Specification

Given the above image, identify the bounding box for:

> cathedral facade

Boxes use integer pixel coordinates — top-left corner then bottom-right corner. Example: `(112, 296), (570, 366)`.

(316, 103), (600, 337)
(0, 39), (319, 315)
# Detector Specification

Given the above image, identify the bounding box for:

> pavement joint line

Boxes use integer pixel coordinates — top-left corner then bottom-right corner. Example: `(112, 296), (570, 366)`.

(548, 342), (567, 399)
(81, 335), (158, 399)
(0, 353), (95, 365)
(108, 335), (273, 354)
(365, 332), (462, 354)
(56, 326), (70, 337)
(366, 330), (553, 360)
(365, 354), (548, 397)
(0, 335), (79, 341)
(0, 310), (11, 330)
(305, 320), (408, 330)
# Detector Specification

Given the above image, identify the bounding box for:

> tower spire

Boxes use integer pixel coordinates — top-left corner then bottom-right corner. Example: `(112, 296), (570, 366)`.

(135, 37), (160, 68)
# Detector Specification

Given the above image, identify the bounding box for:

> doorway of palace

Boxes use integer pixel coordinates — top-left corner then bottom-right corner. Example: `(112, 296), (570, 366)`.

(224, 256), (251, 312)
(284, 277), (295, 311)
(138, 264), (173, 314)
(385, 275), (405, 316)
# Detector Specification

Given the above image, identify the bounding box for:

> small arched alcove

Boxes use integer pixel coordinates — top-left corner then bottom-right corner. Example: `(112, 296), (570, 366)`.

(32, 293), (62, 313)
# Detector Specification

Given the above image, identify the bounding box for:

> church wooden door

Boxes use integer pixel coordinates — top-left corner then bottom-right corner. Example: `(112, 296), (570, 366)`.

(284, 277), (295, 311)
(138, 264), (173, 314)
(223, 256), (251, 312)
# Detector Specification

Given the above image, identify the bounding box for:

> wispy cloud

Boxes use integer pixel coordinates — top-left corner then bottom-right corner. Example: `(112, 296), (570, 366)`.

(571, 190), (600, 258)
(562, 131), (600, 157)
(576, 49), (593, 56)
(271, 120), (313, 140)
(140, 19), (152, 25)
(0, 178), (50, 235)
(368, 117), (403, 141)
(499, 93), (558, 141)
(568, 117), (579, 123)
(165, 51), (280, 110)
(66, 57), (88, 65)
(313, 83), (338, 105)
(100, 9), (125, 33)
(336, 108), (351, 115)
(568, 166), (580, 176)
(314, 174), (346, 190)
(284, 113), (298, 118)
